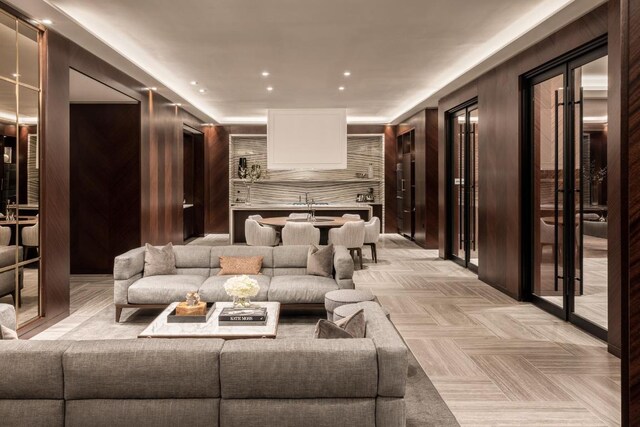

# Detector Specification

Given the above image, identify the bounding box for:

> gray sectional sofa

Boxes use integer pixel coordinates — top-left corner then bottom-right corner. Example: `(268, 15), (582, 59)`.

(0, 302), (407, 427)
(114, 245), (355, 321)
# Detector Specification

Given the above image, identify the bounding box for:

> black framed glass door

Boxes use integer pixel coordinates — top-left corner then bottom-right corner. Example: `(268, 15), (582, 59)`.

(448, 101), (479, 271)
(524, 40), (608, 340)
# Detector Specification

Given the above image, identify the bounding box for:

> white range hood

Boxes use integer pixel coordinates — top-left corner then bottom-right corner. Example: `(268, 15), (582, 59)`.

(267, 108), (347, 170)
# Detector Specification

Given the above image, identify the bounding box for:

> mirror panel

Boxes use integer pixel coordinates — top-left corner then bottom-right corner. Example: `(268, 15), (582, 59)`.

(0, 12), (16, 83)
(17, 22), (38, 88)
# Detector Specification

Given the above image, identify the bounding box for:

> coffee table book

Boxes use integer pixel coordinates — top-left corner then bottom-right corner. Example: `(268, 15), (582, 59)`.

(218, 307), (267, 322)
(167, 302), (216, 323)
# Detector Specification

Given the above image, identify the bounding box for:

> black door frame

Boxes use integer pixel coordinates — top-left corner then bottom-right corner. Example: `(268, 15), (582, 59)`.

(522, 36), (608, 341)
(446, 98), (479, 273)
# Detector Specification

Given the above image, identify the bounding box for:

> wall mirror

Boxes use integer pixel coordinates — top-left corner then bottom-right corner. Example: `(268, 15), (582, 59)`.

(0, 11), (41, 329)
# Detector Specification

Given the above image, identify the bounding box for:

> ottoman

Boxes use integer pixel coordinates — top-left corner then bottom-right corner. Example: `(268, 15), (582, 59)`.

(334, 301), (391, 321)
(324, 289), (375, 320)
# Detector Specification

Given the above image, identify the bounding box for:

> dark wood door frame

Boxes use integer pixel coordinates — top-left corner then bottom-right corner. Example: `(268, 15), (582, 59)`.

(445, 98), (479, 273)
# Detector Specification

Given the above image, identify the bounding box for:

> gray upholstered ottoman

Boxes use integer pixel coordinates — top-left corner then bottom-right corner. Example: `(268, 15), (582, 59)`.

(334, 302), (391, 321)
(324, 289), (375, 320)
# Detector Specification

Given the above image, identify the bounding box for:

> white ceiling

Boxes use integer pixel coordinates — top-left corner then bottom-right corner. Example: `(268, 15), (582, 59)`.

(8, 0), (605, 124)
(69, 69), (137, 103)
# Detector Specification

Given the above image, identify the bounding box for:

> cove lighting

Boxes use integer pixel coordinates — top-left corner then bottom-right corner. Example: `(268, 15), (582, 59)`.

(220, 115), (389, 125)
(389, 0), (574, 122)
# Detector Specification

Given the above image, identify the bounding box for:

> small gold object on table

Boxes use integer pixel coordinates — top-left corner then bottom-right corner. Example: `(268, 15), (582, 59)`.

(176, 292), (206, 316)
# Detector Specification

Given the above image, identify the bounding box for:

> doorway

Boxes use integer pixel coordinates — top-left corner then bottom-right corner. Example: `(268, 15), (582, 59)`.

(182, 126), (205, 242)
(523, 41), (608, 339)
(447, 100), (479, 272)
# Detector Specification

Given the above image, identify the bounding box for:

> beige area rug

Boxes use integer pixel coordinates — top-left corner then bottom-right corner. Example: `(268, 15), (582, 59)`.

(52, 305), (459, 427)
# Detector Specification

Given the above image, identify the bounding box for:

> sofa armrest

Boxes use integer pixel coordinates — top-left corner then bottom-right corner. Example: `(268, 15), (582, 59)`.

(345, 301), (408, 398)
(333, 245), (354, 289)
(114, 247), (145, 280)
(0, 303), (16, 331)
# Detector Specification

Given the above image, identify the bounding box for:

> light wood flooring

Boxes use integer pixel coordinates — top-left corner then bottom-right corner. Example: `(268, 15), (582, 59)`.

(33, 234), (620, 426)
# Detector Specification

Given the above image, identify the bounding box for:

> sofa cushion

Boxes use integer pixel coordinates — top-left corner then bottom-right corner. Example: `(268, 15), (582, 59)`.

(173, 245), (211, 276)
(306, 244), (333, 277)
(127, 275), (205, 304)
(199, 275), (270, 302)
(0, 324), (18, 340)
(0, 340), (72, 399)
(63, 339), (223, 399)
(0, 400), (64, 427)
(273, 245), (310, 268)
(210, 247), (273, 269)
(335, 308), (366, 338)
(143, 243), (177, 277)
(313, 319), (354, 339)
(218, 256), (263, 275)
(268, 275), (339, 304)
(220, 339), (378, 398)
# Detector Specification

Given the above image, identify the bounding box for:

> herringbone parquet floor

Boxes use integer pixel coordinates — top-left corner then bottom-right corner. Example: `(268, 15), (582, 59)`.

(33, 234), (620, 426)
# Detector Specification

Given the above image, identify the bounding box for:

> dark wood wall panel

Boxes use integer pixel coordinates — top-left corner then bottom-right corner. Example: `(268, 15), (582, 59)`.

(70, 104), (141, 273)
(615, 0), (637, 422)
(438, 6), (608, 302)
(38, 30), (71, 331)
(425, 109), (439, 248)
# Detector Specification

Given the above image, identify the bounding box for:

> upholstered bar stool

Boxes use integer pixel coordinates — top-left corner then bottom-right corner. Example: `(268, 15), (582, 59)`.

(324, 288), (375, 320)
(333, 301), (391, 322)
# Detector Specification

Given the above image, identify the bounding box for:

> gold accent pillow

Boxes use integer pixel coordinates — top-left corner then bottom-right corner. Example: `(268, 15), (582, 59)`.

(218, 256), (263, 275)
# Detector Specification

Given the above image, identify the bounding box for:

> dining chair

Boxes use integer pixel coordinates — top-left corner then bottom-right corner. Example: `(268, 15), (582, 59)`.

(288, 213), (309, 220)
(364, 216), (381, 263)
(281, 222), (320, 246)
(0, 226), (10, 246)
(22, 220), (38, 258)
(245, 215), (279, 246)
(328, 220), (365, 269)
(341, 214), (361, 220)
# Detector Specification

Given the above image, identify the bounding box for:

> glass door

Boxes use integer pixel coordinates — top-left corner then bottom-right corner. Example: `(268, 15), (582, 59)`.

(525, 43), (608, 339)
(449, 101), (479, 271)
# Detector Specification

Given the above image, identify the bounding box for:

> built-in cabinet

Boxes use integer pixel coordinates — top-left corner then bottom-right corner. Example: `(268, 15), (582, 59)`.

(396, 130), (415, 239)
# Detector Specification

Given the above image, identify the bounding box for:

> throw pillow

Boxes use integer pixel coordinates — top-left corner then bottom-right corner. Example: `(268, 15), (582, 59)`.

(314, 319), (354, 339)
(143, 243), (177, 277)
(335, 308), (366, 338)
(306, 244), (334, 277)
(314, 309), (366, 339)
(218, 256), (263, 275)
(0, 325), (18, 340)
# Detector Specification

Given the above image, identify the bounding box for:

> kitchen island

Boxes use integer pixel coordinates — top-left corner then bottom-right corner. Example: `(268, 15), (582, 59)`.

(230, 203), (374, 244)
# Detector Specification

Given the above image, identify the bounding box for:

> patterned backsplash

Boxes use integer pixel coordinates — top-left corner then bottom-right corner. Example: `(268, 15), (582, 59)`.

(229, 134), (384, 205)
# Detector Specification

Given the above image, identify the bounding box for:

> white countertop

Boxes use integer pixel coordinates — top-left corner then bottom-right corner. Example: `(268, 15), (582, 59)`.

(230, 203), (374, 210)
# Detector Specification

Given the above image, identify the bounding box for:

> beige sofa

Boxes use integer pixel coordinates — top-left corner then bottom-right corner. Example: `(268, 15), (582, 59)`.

(113, 245), (355, 322)
(0, 302), (407, 427)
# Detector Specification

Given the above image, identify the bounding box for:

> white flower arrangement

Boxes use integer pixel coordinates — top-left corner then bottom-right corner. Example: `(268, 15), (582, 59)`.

(223, 275), (260, 299)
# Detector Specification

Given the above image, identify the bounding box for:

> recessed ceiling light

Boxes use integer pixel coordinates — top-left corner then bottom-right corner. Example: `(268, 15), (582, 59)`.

(41, 19), (52, 25)
(343, 71), (351, 77)
(11, 73), (19, 78)
(267, 86), (273, 91)
(190, 81), (198, 85)
(144, 87), (157, 91)
(173, 103), (182, 106)
(339, 86), (345, 91)
(199, 88), (206, 93)
(261, 71), (270, 77)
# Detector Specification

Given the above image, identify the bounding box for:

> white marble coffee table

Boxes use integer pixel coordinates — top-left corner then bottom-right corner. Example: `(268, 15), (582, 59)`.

(138, 301), (280, 339)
